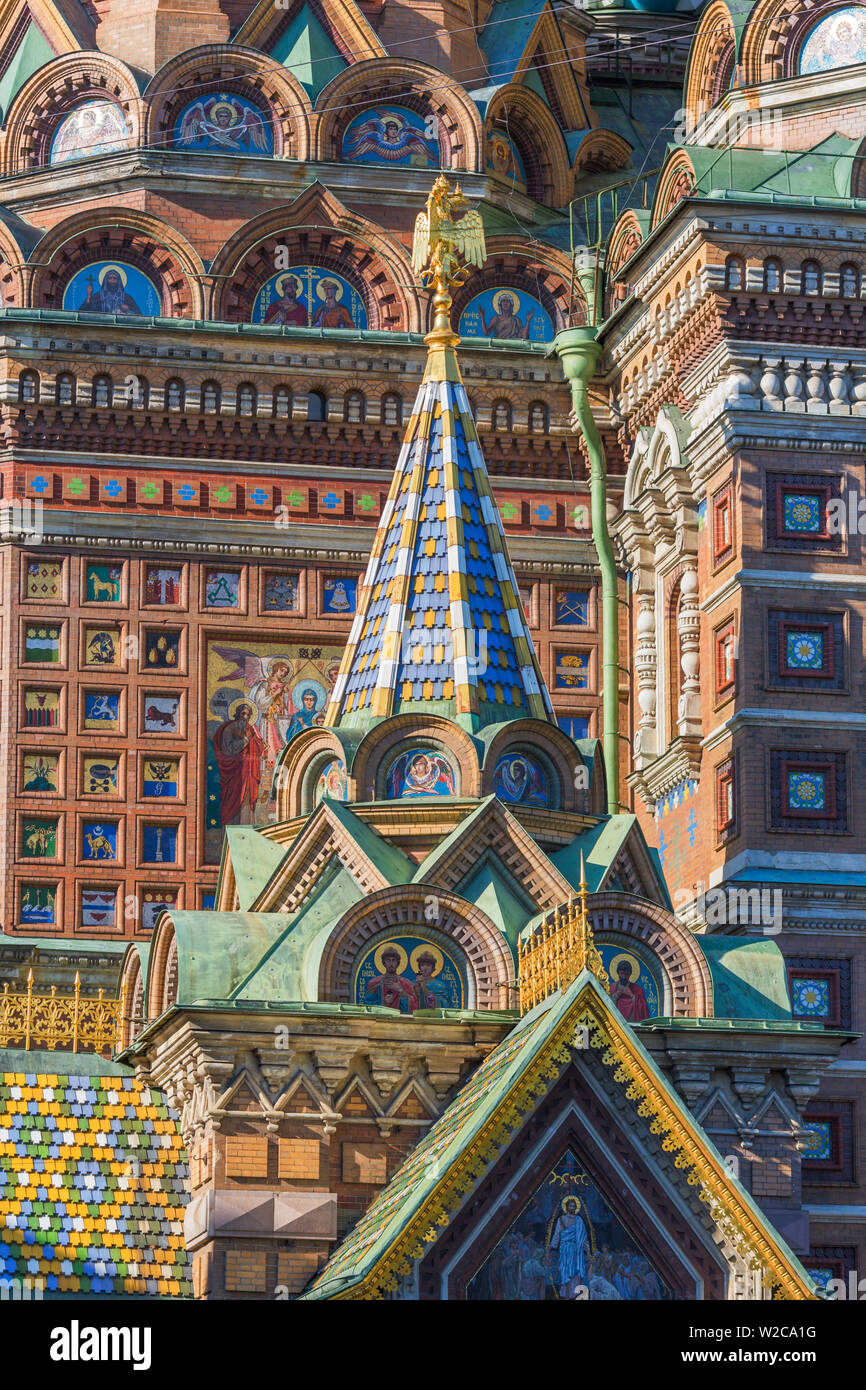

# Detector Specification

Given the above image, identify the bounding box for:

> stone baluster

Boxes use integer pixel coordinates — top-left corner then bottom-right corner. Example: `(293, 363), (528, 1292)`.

(677, 566), (701, 740)
(634, 592), (657, 768)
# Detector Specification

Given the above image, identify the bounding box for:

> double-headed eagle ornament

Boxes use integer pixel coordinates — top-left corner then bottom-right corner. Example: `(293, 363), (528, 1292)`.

(411, 174), (486, 294)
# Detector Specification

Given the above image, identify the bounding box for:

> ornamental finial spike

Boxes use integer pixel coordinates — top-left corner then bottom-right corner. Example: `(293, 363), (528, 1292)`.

(412, 175), (486, 367)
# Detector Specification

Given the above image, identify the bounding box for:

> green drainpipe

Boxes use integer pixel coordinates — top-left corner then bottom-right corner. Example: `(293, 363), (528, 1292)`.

(554, 324), (622, 815)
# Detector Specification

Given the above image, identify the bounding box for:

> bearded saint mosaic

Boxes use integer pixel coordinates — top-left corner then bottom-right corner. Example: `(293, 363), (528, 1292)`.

(458, 287), (553, 342)
(342, 106), (438, 166)
(385, 748), (456, 798)
(252, 267), (367, 328)
(466, 1150), (669, 1300)
(204, 640), (342, 860)
(174, 93), (272, 153)
(597, 945), (661, 1021)
(49, 100), (129, 164)
(354, 937), (464, 1012)
(62, 262), (161, 316)
(493, 752), (549, 806)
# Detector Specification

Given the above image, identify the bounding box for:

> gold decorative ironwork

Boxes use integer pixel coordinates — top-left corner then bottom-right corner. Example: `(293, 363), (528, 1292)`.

(517, 856), (608, 1014)
(0, 969), (126, 1054)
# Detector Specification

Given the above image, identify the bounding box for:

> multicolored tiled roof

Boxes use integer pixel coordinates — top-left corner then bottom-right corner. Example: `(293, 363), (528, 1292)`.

(0, 1060), (190, 1298)
(325, 370), (555, 733)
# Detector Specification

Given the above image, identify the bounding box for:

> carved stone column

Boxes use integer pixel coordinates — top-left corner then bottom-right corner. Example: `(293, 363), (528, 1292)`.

(676, 565), (701, 739)
(634, 591), (657, 767)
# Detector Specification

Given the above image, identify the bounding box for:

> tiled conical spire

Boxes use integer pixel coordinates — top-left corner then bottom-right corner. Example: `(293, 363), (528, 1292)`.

(325, 177), (555, 735)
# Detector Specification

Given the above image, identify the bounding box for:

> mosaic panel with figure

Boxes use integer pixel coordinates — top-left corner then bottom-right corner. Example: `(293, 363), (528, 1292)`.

(467, 1150), (670, 1300)
(204, 640), (342, 860)
(62, 263), (161, 316)
(174, 93), (271, 153)
(458, 288), (553, 342)
(598, 944), (661, 1021)
(252, 268), (366, 328)
(354, 937), (464, 1013)
(342, 106), (438, 166)
(49, 100), (128, 164)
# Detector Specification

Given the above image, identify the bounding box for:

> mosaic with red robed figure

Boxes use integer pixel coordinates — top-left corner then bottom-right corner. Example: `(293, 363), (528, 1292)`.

(598, 945), (661, 1021)
(354, 937), (464, 1012)
(252, 267), (366, 328)
(467, 1149), (670, 1299)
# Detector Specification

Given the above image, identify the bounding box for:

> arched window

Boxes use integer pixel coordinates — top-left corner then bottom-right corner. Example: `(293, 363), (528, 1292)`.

(802, 260), (822, 295)
(55, 373), (75, 406)
(308, 389), (326, 422)
(492, 399), (512, 431)
(201, 380), (221, 414)
(344, 390), (365, 424)
(840, 262), (860, 298)
(92, 374), (112, 408)
(528, 401), (548, 434)
(18, 370), (39, 404)
(763, 258), (782, 293)
(165, 378), (185, 411)
(724, 256), (744, 291)
(273, 386), (291, 419)
(382, 392), (402, 427)
(237, 383), (257, 417)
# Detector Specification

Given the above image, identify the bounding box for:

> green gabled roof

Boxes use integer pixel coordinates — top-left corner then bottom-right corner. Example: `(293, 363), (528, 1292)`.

(224, 826), (289, 911)
(0, 21), (54, 122)
(458, 859), (536, 947)
(411, 796), (499, 883)
(478, 0), (543, 83)
(269, 3), (347, 101)
(302, 968), (817, 1301)
(551, 813), (670, 907)
(695, 936), (792, 1022)
(165, 911), (289, 1005)
(322, 798), (415, 886)
(232, 860), (365, 1002)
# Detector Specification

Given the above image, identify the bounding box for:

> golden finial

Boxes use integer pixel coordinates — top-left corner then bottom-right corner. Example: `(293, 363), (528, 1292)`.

(411, 175), (486, 377)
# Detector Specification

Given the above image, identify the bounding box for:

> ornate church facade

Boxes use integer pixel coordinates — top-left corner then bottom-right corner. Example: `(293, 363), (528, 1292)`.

(0, 0), (862, 1303)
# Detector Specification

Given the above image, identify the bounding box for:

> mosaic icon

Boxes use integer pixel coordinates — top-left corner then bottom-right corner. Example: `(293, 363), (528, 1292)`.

(82, 821), (118, 860)
(23, 689), (60, 728)
(19, 882), (56, 925)
(354, 937), (463, 1012)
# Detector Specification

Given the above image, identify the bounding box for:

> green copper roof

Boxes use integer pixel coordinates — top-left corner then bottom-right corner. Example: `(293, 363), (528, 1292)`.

(167, 911), (289, 1004)
(458, 859), (536, 947)
(269, 4), (346, 101)
(686, 135), (860, 201)
(695, 936), (792, 1022)
(224, 825), (289, 910)
(320, 799), (416, 885)
(0, 22), (54, 121)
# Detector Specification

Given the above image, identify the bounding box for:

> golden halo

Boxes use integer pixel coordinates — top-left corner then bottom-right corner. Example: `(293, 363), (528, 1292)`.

(489, 132), (510, 153)
(315, 277), (344, 302)
(609, 951), (641, 983)
(409, 943), (443, 976)
(373, 941), (408, 974)
(560, 1195), (582, 1214)
(227, 696), (258, 723)
(273, 272), (302, 298)
(211, 101), (238, 123)
(97, 263), (128, 288)
(491, 288), (518, 314)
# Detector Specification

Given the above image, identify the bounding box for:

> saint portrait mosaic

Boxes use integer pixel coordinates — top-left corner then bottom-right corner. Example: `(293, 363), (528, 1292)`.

(49, 100), (128, 164)
(466, 1150), (669, 1300)
(458, 288), (553, 342)
(62, 262), (162, 316)
(354, 937), (464, 1012)
(252, 268), (366, 328)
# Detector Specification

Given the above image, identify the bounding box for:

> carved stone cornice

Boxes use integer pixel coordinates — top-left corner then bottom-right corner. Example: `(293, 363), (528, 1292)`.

(628, 736), (703, 811)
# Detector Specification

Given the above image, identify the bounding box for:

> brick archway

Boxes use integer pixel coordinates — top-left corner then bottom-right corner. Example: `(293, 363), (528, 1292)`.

(449, 237), (579, 335)
(2, 52), (143, 174)
(484, 85), (572, 206)
(587, 892), (714, 1017)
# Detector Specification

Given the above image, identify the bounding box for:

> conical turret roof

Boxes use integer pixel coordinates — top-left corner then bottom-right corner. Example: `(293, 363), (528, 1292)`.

(325, 334), (555, 734)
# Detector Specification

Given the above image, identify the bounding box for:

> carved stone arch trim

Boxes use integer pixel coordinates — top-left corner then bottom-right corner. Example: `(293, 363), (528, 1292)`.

(448, 235), (579, 335)
(118, 943), (146, 1050)
(314, 58), (482, 170)
(143, 43), (312, 160)
(147, 914), (178, 1020)
(484, 84), (571, 206)
(571, 128), (632, 179)
(352, 714), (481, 801)
(318, 885), (515, 1009)
(650, 150), (698, 231)
(274, 725), (353, 819)
(0, 217), (31, 304)
(683, 0), (737, 124)
(29, 208), (205, 317)
(3, 51), (143, 174)
(587, 891), (713, 1017)
(208, 187), (421, 330)
(740, 0), (857, 84)
(481, 718), (590, 813)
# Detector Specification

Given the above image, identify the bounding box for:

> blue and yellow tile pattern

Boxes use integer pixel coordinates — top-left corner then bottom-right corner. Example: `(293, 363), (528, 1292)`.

(326, 374), (554, 732)
(0, 1067), (190, 1297)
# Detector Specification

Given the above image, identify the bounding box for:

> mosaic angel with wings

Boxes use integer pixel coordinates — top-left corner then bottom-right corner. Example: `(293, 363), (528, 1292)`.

(177, 96), (269, 153)
(345, 109), (437, 165)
